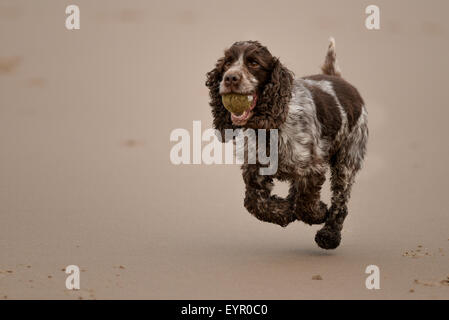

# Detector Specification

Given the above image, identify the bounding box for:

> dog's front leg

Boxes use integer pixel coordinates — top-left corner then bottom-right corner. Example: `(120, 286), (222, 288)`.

(294, 172), (329, 225)
(242, 165), (296, 227)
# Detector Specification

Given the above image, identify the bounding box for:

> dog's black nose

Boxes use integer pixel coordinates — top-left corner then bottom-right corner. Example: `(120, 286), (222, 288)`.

(224, 71), (241, 87)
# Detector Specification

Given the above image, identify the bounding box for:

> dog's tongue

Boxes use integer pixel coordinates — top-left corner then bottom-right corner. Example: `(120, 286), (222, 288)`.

(231, 109), (250, 123)
(231, 110), (247, 119)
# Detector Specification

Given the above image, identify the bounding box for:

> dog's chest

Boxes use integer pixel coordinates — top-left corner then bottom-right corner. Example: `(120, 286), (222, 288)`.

(277, 113), (312, 176)
(277, 86), (325, 177)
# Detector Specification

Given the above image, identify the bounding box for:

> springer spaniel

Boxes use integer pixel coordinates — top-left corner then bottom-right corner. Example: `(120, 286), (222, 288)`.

(206, 39), (368, 249)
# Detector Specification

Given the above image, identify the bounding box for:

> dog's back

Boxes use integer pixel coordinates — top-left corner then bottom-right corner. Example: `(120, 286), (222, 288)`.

(300, 38), (368, 169)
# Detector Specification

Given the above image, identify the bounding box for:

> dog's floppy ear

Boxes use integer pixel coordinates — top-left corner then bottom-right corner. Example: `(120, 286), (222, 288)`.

(206, 57), (236, 142)
(252, 58), (294, 129)
(268, 58), (294, 103)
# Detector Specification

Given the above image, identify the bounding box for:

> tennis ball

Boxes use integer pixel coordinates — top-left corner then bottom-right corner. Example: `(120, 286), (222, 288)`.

(221, 94), (252, 115)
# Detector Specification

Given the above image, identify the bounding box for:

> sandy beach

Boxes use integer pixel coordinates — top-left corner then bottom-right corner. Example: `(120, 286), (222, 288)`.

(0, 0), (448, 299)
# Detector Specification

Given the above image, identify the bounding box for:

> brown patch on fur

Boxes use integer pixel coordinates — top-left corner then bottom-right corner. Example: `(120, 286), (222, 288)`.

(304, 74), (363, 130)
(246, 58), (293, 130)
(303, 82), (342, 140)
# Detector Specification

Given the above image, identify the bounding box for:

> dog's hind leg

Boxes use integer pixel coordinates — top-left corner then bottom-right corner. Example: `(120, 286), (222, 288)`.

(315, 109), (368, 249)
(294, 172), (328, 225)
(315, 161), (356, 249)
(242, 165), (297, 227)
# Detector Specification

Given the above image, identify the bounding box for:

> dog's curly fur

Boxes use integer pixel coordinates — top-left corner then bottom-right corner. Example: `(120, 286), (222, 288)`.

(206, 39), (368, 249)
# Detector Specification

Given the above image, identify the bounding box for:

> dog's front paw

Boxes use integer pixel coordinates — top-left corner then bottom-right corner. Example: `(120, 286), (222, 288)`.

(315, 226), (341, 249)
(298, 201), (328, 225)
(244, 194), (297, 227)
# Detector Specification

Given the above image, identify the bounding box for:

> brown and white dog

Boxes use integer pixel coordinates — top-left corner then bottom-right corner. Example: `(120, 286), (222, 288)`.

(206, 39), (368, 249)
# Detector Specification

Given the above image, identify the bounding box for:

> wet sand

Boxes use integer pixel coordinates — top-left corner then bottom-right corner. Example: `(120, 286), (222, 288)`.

(0, 0), (448, 299)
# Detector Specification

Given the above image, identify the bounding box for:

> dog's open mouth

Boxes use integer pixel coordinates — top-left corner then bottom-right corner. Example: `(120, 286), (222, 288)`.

(228, 93), (257, 126)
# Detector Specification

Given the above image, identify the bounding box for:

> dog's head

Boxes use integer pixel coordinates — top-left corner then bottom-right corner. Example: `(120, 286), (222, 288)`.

(206, 41), (294, 137)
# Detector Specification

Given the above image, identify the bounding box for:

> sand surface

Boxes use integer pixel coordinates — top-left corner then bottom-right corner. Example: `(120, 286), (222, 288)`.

(0, 0), (448, 299)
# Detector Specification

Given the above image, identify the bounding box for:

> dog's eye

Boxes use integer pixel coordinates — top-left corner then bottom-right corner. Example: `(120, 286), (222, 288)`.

(224, 61), (232, 69)
(247, 59), (259, 68)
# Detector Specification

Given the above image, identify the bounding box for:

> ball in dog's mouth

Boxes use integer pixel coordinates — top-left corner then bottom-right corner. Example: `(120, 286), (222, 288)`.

(221, 93), (257, 125)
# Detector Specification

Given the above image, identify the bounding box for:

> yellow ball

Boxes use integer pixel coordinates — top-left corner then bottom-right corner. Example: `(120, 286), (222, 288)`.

(221, 94), (252, 115)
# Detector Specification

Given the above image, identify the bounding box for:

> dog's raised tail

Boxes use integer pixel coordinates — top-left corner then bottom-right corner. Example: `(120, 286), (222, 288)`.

(321, 37), (341, 77)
